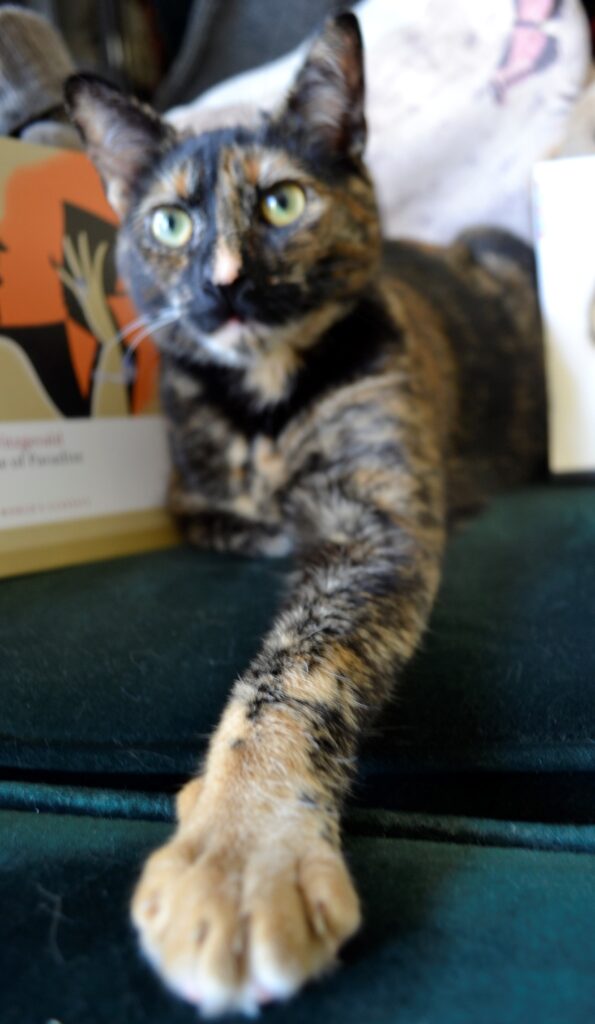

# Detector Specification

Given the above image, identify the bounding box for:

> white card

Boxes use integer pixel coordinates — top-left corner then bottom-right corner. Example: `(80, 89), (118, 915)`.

(533, 157), (595, 475)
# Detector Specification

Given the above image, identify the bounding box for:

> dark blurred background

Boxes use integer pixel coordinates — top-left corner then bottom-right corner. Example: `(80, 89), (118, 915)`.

(2, 0), (595, 110)
(0, 0), (342, 109)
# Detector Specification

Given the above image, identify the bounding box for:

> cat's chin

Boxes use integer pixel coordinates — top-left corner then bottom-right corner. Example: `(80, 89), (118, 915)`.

(186, 317), (257, 369)
(188, 317), (288, 370)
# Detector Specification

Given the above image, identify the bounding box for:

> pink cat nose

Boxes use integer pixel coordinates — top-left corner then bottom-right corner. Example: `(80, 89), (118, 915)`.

(212, 239), (242, 286)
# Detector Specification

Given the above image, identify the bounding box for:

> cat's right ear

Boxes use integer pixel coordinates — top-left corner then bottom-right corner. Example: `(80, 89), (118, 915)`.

(64, 74), (174, 218)
(276, 13), (366, 163)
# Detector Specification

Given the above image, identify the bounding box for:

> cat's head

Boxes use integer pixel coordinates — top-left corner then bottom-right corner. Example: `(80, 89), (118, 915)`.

(65, 14), (381, 373)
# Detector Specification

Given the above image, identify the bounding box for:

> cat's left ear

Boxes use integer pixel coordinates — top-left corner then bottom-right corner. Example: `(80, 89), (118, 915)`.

(64, 74), (175, 218)
(278, 13), (366, 162)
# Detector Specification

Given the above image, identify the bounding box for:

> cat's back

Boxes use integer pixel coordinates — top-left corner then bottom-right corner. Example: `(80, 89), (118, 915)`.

(380, 229), (547, 512)
(382, 228), (541, 356)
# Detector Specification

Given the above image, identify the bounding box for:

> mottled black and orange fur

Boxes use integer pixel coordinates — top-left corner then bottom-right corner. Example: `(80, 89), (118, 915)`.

(66, 14), (546, 1016)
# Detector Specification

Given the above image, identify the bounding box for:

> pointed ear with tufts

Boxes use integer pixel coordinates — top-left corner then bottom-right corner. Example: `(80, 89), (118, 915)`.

(64, 73), (175, 218)
(278, 13), (366, 163)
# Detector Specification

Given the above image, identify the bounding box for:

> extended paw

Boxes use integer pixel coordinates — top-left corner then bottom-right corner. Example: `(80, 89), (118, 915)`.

(131, 783), (360, 1016)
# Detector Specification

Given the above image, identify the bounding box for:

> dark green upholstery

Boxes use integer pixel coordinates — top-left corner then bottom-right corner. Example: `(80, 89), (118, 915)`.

(3, 803), (595, 1024)
(1, 486), (594, 796)
(2, 483), (595, 1021)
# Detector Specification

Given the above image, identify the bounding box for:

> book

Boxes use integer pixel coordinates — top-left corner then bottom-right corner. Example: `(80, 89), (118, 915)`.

(0, 136), (178, 578)
(533, 156), (595, 477)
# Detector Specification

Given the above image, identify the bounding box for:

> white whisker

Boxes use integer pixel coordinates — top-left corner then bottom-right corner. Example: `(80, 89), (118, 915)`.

(124, 313), (181, 361)
(93, 312), (182, 385)
(99, 313), (152, 360)
(98, 307), (181, 360)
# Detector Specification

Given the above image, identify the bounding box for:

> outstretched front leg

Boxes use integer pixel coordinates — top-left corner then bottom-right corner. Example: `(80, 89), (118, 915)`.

(132, 385), (446, 1016)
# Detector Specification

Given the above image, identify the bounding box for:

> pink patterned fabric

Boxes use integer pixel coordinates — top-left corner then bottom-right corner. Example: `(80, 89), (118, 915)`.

(492, 0), (563, 102)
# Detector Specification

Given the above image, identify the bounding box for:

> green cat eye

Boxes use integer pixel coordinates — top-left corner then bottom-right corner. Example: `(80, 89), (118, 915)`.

(260, 182), (306, 227)
(150, 206), (193, 248)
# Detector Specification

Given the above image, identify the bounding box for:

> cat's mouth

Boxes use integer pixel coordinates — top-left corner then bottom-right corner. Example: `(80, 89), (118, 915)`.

(188, 277), (308, 339)
(177, 279), (308, 366)
(188, 307), (246, 337)
(187, 279), (259, 337)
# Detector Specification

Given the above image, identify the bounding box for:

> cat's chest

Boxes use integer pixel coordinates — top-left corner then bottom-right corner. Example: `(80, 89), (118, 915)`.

(167, 399), (295, 521)
(223, 433), (289, 518)
(161, 359), (317, 516)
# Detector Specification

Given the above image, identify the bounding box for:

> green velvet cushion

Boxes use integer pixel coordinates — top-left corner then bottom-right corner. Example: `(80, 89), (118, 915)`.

(1, 485), (594, 808)
(2, 800), (595, 1024)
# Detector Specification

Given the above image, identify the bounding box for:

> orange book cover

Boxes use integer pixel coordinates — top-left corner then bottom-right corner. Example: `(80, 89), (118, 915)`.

(0, 137), (178, 577)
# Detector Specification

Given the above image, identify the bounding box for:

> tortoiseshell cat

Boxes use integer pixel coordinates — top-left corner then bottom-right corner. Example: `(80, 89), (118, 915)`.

(66, 14), (546, 1016)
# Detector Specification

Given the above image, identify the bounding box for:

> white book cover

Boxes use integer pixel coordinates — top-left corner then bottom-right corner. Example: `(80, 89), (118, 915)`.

(533, 157), (595, 476)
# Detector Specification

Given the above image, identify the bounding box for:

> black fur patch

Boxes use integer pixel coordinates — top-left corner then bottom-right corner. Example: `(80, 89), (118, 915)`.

(175, 295), (400, 439)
